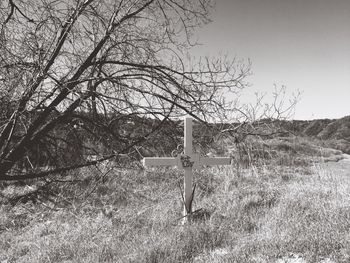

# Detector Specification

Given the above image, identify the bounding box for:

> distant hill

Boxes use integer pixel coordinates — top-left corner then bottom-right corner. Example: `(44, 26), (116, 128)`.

(279, 116), (350, 154)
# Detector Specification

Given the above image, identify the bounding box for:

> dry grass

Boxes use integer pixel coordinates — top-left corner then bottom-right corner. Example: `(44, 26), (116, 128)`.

(1, 146), (350, 262)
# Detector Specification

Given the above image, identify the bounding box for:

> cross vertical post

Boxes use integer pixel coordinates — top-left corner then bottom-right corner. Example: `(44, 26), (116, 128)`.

(183, 116), (193, 218)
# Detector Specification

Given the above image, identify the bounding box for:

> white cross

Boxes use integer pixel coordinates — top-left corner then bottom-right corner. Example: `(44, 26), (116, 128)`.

(142, 116), (231, 222)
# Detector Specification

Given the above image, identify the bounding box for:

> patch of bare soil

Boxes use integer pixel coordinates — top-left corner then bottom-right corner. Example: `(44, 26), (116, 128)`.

(340, 154), (350, 161)
(322, 153), (350, 172)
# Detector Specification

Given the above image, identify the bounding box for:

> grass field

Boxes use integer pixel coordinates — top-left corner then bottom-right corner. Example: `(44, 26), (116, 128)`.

(1, 138), (350, 262)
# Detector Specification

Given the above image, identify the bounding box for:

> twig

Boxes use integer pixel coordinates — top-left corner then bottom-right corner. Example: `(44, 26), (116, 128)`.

(4, 0), (34, 24)
(174, 208), (203, 222)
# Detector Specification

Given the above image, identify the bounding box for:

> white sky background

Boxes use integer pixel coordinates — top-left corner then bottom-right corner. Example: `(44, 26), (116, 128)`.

(190, 0), (350, 120)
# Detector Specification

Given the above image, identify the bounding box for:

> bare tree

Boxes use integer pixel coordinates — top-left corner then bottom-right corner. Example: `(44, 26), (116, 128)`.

(0, 0), (251, 180)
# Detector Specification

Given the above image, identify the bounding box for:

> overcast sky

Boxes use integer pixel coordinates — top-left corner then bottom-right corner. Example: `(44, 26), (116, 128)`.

(191, 0), (350, 120)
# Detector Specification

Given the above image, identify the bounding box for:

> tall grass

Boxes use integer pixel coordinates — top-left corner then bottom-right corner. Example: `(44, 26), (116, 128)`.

(1, 149), (350, 262)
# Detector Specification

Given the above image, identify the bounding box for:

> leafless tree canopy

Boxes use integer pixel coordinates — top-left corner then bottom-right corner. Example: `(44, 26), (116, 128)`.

(0, 0), (251, 180)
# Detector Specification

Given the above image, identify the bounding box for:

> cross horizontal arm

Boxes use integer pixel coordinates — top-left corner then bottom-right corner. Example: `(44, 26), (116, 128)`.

(200, 157), (231, 166)
(142, 157), (177, 167)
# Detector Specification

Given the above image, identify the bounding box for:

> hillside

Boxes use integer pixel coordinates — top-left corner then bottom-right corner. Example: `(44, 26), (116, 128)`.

(274, 116), (350, 154)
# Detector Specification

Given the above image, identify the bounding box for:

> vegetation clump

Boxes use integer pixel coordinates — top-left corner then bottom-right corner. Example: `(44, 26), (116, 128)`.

(1, 130), (350, 262)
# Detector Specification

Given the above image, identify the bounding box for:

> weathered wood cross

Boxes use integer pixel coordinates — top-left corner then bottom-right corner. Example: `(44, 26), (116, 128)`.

(142, 116), (231, 222)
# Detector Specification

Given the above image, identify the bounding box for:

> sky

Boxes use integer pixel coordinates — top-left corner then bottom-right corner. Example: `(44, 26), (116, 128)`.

(190, 0), (350, 120)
